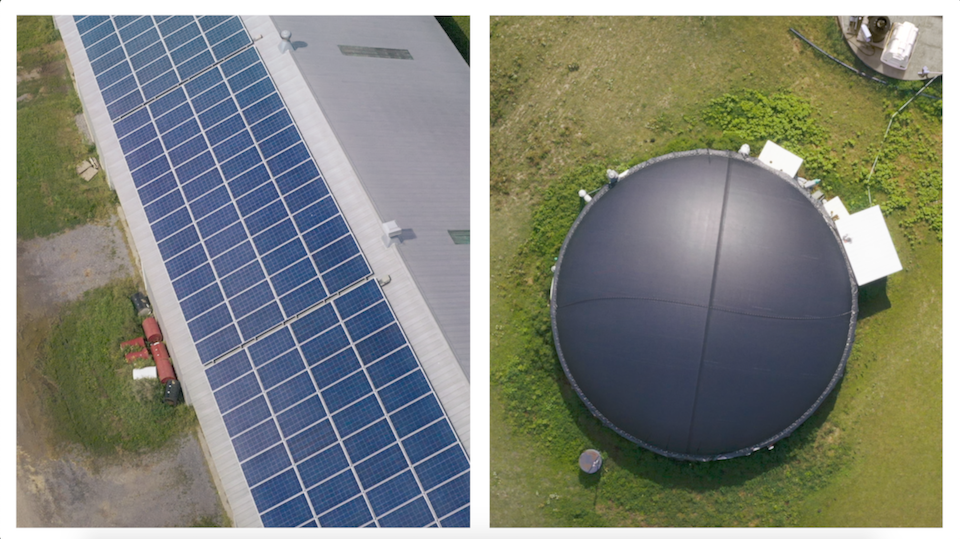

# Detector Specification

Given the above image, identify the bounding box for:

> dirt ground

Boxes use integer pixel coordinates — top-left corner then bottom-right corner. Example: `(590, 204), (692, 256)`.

(17, 214), (227, 527)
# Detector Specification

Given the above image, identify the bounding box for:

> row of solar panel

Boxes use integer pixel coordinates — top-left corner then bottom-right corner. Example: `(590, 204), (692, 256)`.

(102, 45), (371, 363)
(75, 15), (250, 119)
(204, 280), (470, 526)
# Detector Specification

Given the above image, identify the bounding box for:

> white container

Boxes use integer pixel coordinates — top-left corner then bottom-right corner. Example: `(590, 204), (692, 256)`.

(133, 366), (158, 380)
(881, 22), (920, 71)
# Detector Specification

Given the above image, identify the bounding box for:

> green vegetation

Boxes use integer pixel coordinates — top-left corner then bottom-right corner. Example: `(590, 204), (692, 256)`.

(190, 514), (232, 527)
(436, 16), (470, 65)
(17, 15), (60, 56)
(40, 280), (196, 454)
(18, 16), (117, 240)
(491, 16), (941, 527)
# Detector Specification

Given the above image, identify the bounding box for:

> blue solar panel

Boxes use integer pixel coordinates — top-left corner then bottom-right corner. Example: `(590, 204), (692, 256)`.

(379, 497), (435, 527)
(213, 371), (260, 412)
(308, 470), (361, 515)
(355, 445), (408, 489)
(415, 446), (469, 491)
(440, 506), (469, 527)
(252, 468), (301, 512)
(76, 16), (109, 35)
(118, 17), (152, 41)
(181, 282), (223, 321)
(428, 473), (469, 519)
(258, 349), (305, 389)
(223, 395), (271, 436)
(367, 347), (418, 388)
(233, 420), (281, 461)
(206, 350), (251, 390)
(261, 495), (313, 527)
(298, 444), (349, 489)
(286, 419), (337, 462)
(138, 172), (178, 205)
(322, 371), (372, 412)
(367, 471), (421, 516)
(271, 260), (313, 296)
(125, 28), (160, 57)
(378, 370), (430, 413)
(196, 326), (242, 363)
(391, 395), (443, 438)
(205, 222), (248, 258)
(291, 304), (339, 342)
(199, 16), (230, 32)
(267, 372), (316, 412)
(302, 327), (351, 368)
(403, 419), (458, 464)
(236, 302), (284, 339)
(75, 15), (467, 526)
(318, 496), (372, 527)
(241, 443), (291, 487)
(343, 420), (396, 462)
(173, 263), (217, 299)
(334, 395), (384, 438)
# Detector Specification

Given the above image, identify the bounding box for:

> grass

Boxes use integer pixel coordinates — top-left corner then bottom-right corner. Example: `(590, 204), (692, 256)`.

(491, 16), (941, 527)
(40, 279), (197, 455)
(436, 16), (470, 65)
(190, 514), (232, 527)
(17, 16), (117, 240)
(17, 16), (60, 53)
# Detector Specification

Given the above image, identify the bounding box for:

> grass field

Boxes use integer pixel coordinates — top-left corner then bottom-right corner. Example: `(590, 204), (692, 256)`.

(41, 279), (198, 454)
(17, 16), (117, 240)
(490, 16), (941, 527)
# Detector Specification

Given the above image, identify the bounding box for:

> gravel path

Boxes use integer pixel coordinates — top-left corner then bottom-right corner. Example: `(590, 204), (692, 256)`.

(17, 213), (227, 527)
(18, 433), (223, 527)
(18, 214), (133, 310)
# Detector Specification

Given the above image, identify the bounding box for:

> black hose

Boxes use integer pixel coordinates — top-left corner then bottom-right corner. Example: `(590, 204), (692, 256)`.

(789, 28), (888, 84)
(790, 28), (940, 100)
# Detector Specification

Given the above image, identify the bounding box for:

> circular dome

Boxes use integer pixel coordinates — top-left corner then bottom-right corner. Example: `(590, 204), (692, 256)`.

(551, 150), (857, 461)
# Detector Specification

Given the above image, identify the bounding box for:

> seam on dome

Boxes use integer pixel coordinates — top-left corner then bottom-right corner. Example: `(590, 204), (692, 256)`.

(684, 155), (732, 454)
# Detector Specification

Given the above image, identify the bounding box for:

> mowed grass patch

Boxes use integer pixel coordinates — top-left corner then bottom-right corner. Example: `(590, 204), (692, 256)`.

(796, 237), (942, 526)
(41, 280), (196, 455)
(491, 16), (941, 527)
(18, 16), (117, 240)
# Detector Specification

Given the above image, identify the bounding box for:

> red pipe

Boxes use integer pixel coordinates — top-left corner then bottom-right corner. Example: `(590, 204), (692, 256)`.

(154, 357), (176, 384)
(125, 349), (150, 363)
(142, 317), (162, 343)
(149, 341), (170, 362)
(121, 336), (146, 350)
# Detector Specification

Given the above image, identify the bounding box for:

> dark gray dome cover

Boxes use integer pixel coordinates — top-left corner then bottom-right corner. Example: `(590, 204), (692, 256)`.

(551, 150), (857, 461)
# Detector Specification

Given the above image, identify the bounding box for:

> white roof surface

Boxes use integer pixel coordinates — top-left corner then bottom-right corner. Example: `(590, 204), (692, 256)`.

(758, 140), (803, 178)
(824, 197), (850, 221)
(834, 205), (903, 285)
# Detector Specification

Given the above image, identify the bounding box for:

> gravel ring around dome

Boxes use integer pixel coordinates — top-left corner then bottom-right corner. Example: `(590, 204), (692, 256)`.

(550, 149), (858, 461)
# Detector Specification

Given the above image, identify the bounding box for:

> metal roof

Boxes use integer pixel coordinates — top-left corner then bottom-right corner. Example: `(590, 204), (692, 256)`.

(269, 16), (471, 379)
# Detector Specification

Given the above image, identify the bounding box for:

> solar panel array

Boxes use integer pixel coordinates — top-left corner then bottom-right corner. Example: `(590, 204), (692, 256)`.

(73, 15), (469, 527)
(205, 281), (469, 527)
